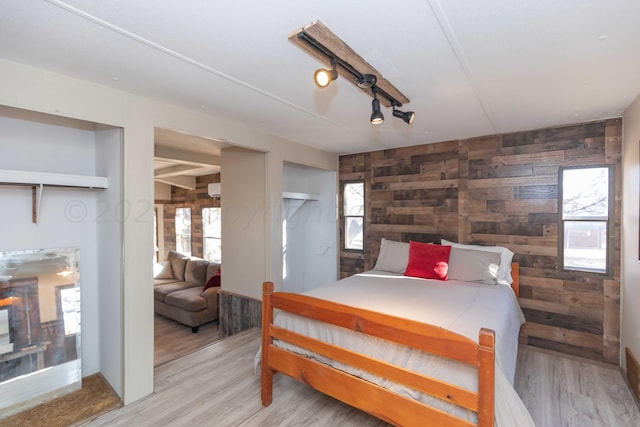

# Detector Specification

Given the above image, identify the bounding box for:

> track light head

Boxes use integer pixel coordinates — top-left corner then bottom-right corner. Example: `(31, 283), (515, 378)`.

(392, 105), (415, 124)
(370, 88), (384, 125)
(314, 58), (338, 88)
(356, 74), (377, 89)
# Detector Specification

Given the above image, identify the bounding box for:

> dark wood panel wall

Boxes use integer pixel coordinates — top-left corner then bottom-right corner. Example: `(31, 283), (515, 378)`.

(339, 119), (622, 364)
(158, 173), (220, 259)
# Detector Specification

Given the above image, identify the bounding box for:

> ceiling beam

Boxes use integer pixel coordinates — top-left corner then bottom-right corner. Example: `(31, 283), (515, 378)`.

(289, 20), (410, 108)
(154, 146), (220, 167)
(154, 175), (196, 191)
(154, 164), (202, 178)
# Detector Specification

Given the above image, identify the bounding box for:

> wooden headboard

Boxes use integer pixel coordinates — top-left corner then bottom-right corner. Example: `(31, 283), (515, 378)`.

(511, 262), (520, 298)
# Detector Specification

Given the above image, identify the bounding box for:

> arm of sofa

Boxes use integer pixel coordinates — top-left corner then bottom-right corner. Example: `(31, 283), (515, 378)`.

(202, 286), (221, 314)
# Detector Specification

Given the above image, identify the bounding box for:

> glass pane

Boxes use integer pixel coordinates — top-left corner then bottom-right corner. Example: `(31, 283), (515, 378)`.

(203, 208), (221, 238)
(344, 183), (364, 216)
(345, 217), (363, 250)
(562, 168), (608, 219)
(176, 235), (192, 257)
(203, 237), (221, 263)
(60, 287), (81, 336)
(564, 221), (607, 272)
(175, 207), (192, 256)
(175, 208), (191, 234)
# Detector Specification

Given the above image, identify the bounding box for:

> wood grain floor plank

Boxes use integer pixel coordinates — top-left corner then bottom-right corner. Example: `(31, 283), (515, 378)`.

(84, 329), (640, 427)
(154, 314), (220, 366)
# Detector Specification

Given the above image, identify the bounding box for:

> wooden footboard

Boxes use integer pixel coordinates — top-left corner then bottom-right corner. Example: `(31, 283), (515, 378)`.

(261, 281), (496, 427)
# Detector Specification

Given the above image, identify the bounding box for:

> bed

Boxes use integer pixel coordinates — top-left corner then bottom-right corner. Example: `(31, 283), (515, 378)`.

(259, 240), (535, 426)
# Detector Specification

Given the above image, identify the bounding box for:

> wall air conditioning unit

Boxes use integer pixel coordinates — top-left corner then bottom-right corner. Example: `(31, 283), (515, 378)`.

(208, 183), (221, 197)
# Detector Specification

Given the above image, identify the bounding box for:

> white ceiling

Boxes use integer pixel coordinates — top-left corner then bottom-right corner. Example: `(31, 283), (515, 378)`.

(1, 0), (639, 158)
(153, 128), (222, 189)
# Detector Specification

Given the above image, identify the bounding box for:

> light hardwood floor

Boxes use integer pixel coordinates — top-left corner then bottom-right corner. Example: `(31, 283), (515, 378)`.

(154, 314), (220, 366)
(85, 328), (640, 427)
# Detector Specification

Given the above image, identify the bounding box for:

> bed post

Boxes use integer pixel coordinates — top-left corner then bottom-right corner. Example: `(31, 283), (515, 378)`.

(477, 328), (495, 427)
(510, 262), (520, 298)
(261, 281), (274, 406)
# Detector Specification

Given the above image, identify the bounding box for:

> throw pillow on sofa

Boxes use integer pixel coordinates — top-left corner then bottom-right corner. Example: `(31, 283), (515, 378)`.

(185, 259), (209, 284)
(203, 268), (220, 291)
(168, 251), (189, 281)
(154, 261), (173, 279)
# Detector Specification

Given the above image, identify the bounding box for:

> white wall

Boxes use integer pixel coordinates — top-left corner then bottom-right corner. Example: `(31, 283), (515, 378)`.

(154, 182), (171, 201)
(221, 147), (267, 300)
(0, 57), (339, 406)
(622, 95), (640, 369)
(0, 59), (151, 404)
(95, 127), (124, 396)
(282, 162), (337, 293)
(267, 146), (338, 292)
(0, 108), (102, 376)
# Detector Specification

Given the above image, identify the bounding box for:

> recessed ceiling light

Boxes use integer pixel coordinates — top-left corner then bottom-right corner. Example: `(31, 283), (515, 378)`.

(599, 34), (608, 40)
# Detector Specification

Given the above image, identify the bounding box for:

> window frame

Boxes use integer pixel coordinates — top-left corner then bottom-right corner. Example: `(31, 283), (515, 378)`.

(342, 180), (365, 252)
(558, 165), (614, 276)
(202, 206), (221, 263)
(175, 206), (192, 257)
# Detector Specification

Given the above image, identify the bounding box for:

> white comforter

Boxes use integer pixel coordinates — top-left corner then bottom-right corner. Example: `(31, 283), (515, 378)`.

(259, 271), (535, 426)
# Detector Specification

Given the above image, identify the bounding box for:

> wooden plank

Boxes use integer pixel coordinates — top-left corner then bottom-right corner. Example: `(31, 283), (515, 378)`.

(626, 347), (640, 401)
(270, 327), (479, 412)
(388, 179), (458, 190)
(269, 292), (480, 364)
(289, 20), (409, 108)
(268, 347), (474, 427)
(468, 175), (557, 188)
(520, 323), (602, 350)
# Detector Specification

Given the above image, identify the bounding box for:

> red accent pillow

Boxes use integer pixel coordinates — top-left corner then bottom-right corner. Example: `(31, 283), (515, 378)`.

(203, 268), (221, 291)
(404, 241), (451, 280)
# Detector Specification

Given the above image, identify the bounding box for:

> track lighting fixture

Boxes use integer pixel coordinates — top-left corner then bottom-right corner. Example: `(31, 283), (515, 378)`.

(392, 105), (415, 124)
(356, 74), (376, 89)
(314, 58), (338, 88)
(370, 87), (384, 125)
(290, 20), (414, 126)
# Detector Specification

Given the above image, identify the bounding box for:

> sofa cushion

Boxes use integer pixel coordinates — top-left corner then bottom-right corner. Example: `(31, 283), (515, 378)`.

(154, 281), (202, 302)
(185, 259), (209, 285)
(168, 251), (189, 281)
(165, 288), (207, 312)
(154, 278), (181, 286)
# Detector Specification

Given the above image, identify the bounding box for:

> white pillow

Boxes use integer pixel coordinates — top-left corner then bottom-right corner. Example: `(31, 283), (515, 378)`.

(448, 247), (501, 285)
(373, 238), (410, 273)
(153, 261), (173, 279)
(441, 239), (514, 285)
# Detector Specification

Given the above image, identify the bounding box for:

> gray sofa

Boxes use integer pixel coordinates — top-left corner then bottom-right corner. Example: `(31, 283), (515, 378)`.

(154, 250), (221, 333)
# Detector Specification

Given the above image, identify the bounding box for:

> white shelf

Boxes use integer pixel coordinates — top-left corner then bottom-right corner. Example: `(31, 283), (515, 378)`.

(0, 169), (108, 223)
(282, 191), (319, 201)
(0, 169), (108, 189)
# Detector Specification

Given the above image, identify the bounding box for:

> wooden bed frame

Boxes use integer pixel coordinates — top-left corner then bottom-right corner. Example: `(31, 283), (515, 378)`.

(261, 263), (520, 427)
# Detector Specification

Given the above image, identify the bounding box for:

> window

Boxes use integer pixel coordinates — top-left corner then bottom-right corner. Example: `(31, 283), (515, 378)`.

(203, 207), (221, 263)
(58, 286), (81, 336)
(560, 166), (612, 274)
(344, 182), (364, 250)
(175, 207), (192, 256)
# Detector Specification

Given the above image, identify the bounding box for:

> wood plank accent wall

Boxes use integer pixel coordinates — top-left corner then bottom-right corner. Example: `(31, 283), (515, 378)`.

(158, 174), (220, 259)
(339, 119), (622, 364)
(218, 290), (262, 338)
